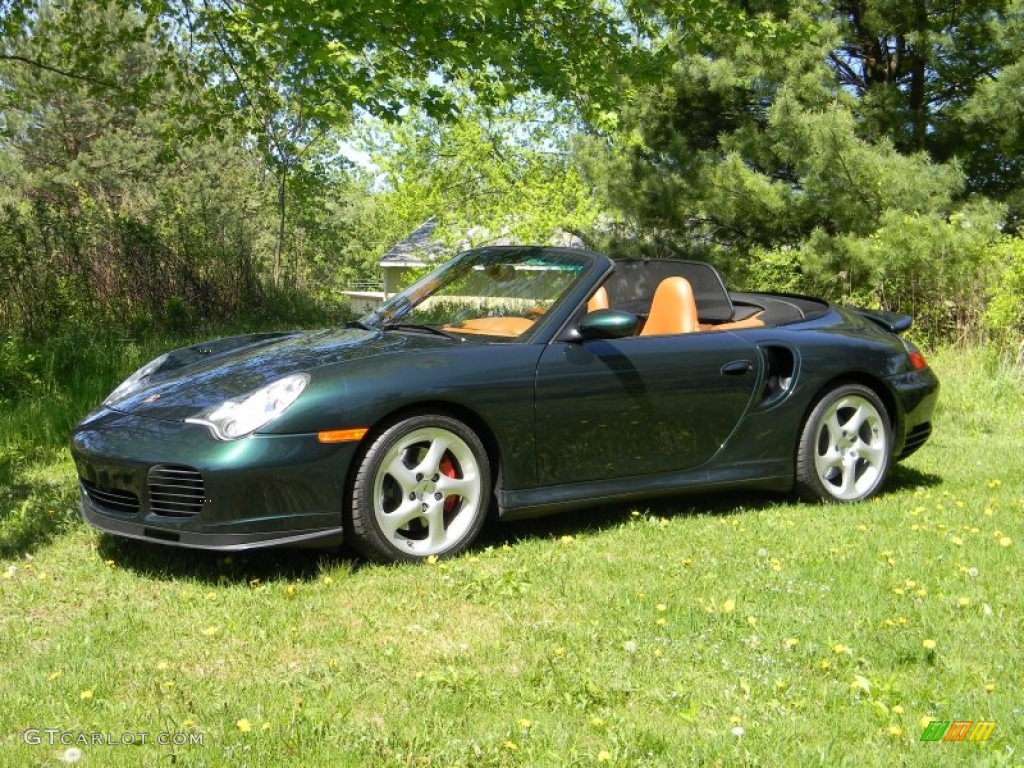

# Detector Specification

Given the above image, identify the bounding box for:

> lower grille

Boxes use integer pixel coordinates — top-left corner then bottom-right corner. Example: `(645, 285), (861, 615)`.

(82, 480), (140, 515)
(147, 464), (205, 517)
(900, 422), (932, 458)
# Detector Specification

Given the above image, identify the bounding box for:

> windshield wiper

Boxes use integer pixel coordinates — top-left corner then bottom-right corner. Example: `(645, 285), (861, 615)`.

(380, 323), (462, 340)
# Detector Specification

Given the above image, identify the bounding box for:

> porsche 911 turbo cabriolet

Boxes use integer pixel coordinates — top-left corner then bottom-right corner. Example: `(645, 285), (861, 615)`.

(71, 246), (938, 562)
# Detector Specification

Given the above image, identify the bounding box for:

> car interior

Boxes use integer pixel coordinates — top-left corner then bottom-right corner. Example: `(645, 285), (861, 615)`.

(588, 260), (829, 335)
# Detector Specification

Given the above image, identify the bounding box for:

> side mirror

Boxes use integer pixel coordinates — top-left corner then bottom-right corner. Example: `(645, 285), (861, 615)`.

(578, 309), (639, 339)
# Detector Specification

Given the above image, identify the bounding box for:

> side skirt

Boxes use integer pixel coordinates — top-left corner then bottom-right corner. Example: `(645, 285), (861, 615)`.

(498, 460), (792, 521)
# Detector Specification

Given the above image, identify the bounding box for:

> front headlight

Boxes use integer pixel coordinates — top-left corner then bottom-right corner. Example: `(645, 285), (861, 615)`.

(104, 353), (169, 407)
(185, 373), (309, 440)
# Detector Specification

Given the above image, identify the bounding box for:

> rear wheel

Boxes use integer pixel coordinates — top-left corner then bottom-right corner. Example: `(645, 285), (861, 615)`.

(349, 414), (491, 563)
(795, 384), (891, 502)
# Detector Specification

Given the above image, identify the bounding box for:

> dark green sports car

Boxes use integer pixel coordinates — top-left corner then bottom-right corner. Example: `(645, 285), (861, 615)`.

(71, 246), (938, 562)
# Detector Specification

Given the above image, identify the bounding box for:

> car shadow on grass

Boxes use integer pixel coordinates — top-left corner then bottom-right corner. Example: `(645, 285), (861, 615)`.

(885, 462), (943, 492)
(95, 533), (359, 585)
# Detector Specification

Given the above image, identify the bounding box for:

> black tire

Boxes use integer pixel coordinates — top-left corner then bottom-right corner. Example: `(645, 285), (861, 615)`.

(348, 414), (491, 563)
(795, 384), (892, 502)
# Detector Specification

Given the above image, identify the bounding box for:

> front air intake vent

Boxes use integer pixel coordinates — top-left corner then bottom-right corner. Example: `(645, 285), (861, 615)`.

(147, 464), (205, 517)
(82, 480), (140, 515)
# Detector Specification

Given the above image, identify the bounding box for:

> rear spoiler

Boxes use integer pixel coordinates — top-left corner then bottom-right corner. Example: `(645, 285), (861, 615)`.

(851, 308), (913, 334)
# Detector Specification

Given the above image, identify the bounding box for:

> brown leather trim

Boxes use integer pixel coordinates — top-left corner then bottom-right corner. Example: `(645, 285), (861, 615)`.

(443, 316), (535, 337)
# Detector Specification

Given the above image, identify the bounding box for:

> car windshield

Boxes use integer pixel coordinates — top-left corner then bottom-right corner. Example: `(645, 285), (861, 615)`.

(361, 247), (593, 341)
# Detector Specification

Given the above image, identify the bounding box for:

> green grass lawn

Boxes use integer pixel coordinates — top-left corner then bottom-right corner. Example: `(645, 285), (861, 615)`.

(0, 347), (1021, 766)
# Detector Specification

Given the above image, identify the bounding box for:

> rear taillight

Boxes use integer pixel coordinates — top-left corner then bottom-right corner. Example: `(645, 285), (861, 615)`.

(909, 351), (928, 370)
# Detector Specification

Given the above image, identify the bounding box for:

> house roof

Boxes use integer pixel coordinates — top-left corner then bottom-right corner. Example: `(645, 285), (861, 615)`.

(379, 218), (446, 268)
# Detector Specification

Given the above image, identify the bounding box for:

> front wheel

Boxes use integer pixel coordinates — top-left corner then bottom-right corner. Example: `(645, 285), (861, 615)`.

(348, 414), (492, 563)
(795, 384), (892, 502)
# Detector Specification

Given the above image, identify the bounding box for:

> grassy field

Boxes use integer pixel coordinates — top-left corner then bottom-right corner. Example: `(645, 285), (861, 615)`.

(0, 344), (1021, 766)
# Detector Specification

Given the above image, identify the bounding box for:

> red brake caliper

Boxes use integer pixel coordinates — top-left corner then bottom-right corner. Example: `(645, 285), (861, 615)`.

(439, 454), (459, 514)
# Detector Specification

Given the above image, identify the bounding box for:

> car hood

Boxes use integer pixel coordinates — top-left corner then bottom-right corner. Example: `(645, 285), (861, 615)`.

(103, 327), (444, 421)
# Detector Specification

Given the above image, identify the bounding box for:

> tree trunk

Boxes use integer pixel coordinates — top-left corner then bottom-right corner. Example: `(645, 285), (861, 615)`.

(273, 169), (286, 288)
(908, 0), (929, 150)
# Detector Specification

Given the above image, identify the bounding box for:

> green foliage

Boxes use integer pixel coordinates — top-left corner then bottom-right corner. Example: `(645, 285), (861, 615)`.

(362, 94), (603, 252)
(983, 237), (1024, 361)
(579, 0), (1017, 342)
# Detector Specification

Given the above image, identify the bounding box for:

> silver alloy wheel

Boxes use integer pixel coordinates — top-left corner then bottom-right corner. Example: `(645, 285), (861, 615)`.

(812, 394), (887, 500)
(371, 426), (483, 556)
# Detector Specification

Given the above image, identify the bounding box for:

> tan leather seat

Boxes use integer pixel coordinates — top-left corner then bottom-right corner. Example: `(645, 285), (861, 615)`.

(640, 277), (699, 336)
(587, 286), (609, 313)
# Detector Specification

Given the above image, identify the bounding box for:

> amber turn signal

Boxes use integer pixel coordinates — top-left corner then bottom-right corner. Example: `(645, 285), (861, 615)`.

(317, 428), (368, 443)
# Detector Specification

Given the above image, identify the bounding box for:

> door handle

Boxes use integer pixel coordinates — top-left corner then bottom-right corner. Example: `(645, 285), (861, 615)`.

(721, 360), (753, 376)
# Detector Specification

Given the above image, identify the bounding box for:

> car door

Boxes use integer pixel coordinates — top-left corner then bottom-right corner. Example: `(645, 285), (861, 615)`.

(533, 332), (761, 485)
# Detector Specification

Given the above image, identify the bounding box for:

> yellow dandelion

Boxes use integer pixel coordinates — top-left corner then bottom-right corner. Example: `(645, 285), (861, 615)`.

(48, 670), (61, 681)
(425, 555), (438, 564)
(597, 750), (612, 763)
(656, 603), (668, 612)
(922, 638), (937, 651)
(999, 536), (1012, 548)
(984, 683), (995, 693)
(851, 675), (872, 693)
(156, 660), (169, 671)
(892, 587), (905, 596)
(80, 690), (93, 700)
(957, 597), (970, 608)
(919, 716), (934, 730)
(322, 576), (334, 585)
(183, 719), (195, 729)
(655, 617), (666, 626)
(681, 557), (693, 567)
(553, 646), (566, 657)
(518, 718), (532, 729)
(746, 616), (757, 627)
(261, 722), (271, 731)
(590, 717), (606, 727)
(893, 705), (904, 714)
(202, 625), (221, 637)
(886, 725), (903, 737)
(784, 637), (799, 649)
(950, 536), (964, 546)
(286, 584), (297, 596)
(249, 578), (261, 587)
(915, 587), (927, 598)
(831, 643), (850, 655)
(987, 479), (1001, 489)
(721, 599), (736, 613)
(559, 535), (574, 543)
(236, 718), (252, 733)
(630, 509), (641, 517)
(652, 648), (663, 658)
(501, 740), (518, 752)
(819, 659), (831, 671)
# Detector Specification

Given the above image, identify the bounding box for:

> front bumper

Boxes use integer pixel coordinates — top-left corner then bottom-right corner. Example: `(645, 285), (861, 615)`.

(70, 408), (359, 551)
